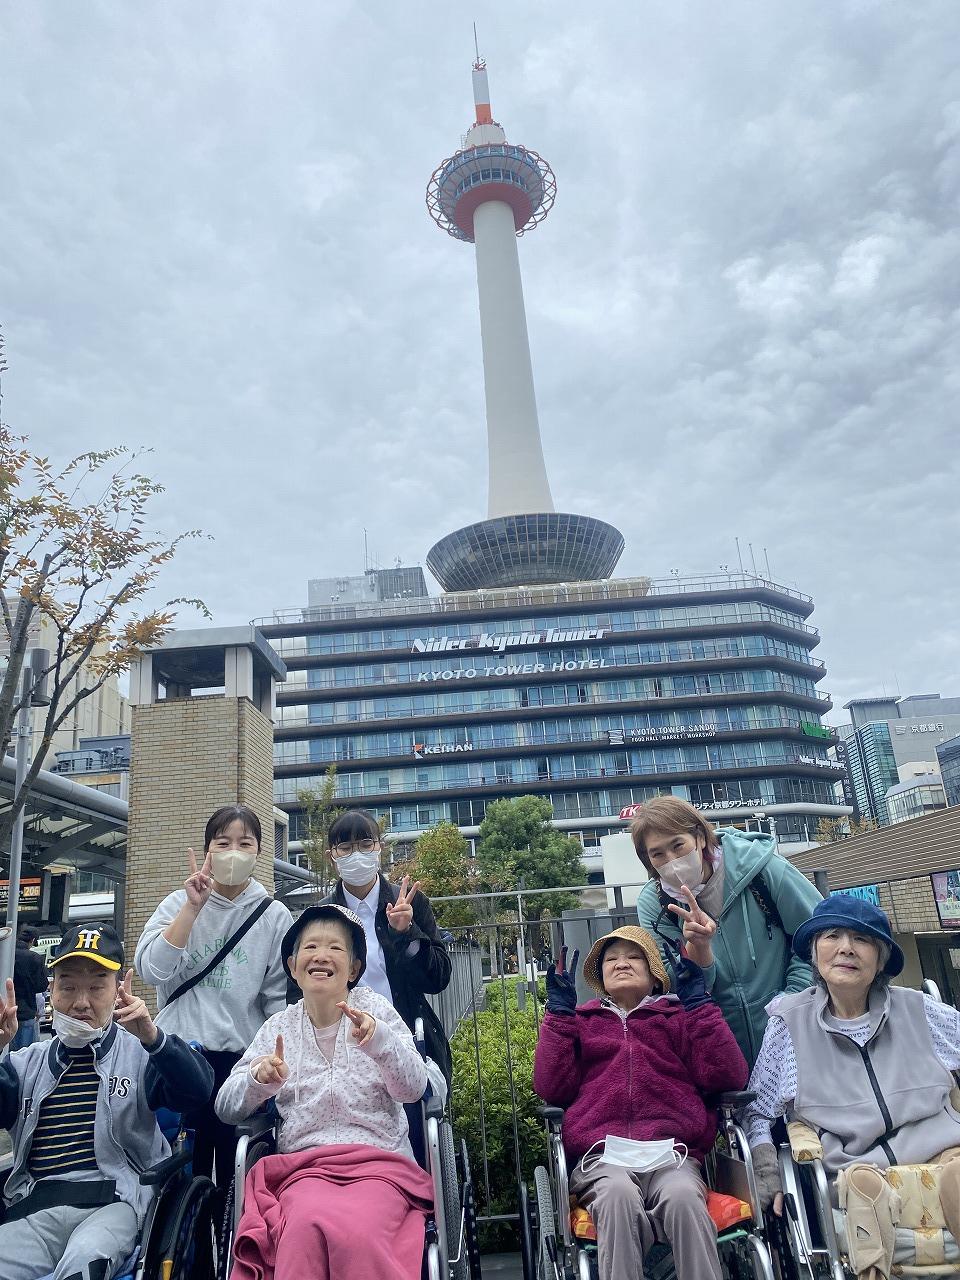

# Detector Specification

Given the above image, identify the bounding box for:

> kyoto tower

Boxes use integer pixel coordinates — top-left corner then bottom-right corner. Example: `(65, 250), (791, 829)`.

(425, 55), (624, 592)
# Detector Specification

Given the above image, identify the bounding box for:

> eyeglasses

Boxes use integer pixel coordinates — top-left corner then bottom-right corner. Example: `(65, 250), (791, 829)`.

(333, 838), (380, 855)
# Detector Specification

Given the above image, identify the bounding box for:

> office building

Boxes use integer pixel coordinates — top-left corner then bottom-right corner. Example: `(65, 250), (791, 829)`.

(885, 773), (947, 825)
(839, 694), (960, 825)
(937, 734), (960, 808)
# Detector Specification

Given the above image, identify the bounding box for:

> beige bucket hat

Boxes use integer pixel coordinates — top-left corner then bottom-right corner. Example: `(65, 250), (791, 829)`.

(582, 925), (672, 997)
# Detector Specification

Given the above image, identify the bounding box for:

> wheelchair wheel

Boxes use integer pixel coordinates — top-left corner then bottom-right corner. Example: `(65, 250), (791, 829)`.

(519, 1181), (538, 1280)
(534, 1164), (559, 1280)
(458, 1140), (483, 1280)
(439, 1119), (469, 1280)
(151, 1175), (216, 1280)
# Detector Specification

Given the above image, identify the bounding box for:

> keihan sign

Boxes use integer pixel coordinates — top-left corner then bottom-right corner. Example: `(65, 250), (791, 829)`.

(412, 628), (605, 656)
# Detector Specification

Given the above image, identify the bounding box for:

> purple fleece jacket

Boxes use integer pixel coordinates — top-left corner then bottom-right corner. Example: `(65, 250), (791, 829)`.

(533, 997), (749, 1163)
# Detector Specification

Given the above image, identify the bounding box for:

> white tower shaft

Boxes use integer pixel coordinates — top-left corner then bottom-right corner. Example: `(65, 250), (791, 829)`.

(473, 198), (555, 519)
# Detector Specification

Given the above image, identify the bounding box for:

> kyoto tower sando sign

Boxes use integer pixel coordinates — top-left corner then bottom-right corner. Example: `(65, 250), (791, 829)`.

(425, 53), (624, 592)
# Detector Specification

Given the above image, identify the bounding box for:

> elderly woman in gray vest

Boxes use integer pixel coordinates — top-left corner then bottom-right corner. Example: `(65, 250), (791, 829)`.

(745, 894), (960, 1278)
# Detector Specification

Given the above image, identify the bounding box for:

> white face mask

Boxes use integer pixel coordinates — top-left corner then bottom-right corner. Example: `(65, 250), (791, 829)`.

(581, 1135), (688, 1175)
(210, 848), (258, 886)
(334, 849), (381, 884)
(658, 849), (705, 897)
(53, 1009), (108, 1049)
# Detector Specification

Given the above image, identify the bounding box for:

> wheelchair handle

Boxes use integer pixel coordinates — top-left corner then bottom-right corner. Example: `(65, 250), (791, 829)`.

(718, 1090), (756, 1109)
(139, 1146), (191, 1186)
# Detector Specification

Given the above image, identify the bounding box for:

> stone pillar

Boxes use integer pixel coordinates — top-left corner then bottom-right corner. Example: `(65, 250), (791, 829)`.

(123, 627), (286, 965)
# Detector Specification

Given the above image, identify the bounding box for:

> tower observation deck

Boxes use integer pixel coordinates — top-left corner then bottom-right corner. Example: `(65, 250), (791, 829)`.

(425, 58), (624, 592)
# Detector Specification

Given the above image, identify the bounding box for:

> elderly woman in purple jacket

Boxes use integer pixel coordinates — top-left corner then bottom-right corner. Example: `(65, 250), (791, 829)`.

(533, 924), (748, 1280)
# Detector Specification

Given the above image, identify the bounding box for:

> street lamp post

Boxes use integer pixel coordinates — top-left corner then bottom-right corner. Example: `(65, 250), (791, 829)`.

(0, 648), (50, 984)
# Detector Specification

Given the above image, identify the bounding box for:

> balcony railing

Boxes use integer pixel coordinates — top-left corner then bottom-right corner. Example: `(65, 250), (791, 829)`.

(274, 752), (843, 802)
(274, 716), (837, 767)
(274, 683), (833, 728)
(255, 572), (813, 628)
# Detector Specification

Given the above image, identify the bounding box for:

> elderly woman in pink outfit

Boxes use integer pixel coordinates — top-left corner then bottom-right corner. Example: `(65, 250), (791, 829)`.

(216, 903), (433, 1280)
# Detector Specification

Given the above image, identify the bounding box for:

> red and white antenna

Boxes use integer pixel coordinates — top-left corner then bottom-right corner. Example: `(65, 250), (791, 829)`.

(472, 24), (493, 125)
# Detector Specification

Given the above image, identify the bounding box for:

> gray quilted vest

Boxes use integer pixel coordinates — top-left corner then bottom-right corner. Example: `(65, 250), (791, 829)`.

(778, 984), (960, 1174)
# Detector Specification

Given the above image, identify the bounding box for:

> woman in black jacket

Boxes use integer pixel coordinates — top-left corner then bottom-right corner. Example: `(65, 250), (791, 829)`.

(320, 809), (452, 1085)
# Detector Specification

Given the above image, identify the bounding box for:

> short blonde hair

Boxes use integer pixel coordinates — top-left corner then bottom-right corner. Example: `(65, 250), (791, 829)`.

(630, 796), (717, 873)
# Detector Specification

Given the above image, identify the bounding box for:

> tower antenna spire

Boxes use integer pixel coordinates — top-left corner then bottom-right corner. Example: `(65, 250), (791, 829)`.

(473, 22), (482, 68)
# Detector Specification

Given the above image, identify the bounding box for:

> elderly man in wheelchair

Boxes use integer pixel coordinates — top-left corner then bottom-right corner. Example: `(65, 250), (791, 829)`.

(532, 922), (760, 1280)
(0, 922), (215, 1280)
(214, 903), (437, 1280)
(745, 894), (960, 1280)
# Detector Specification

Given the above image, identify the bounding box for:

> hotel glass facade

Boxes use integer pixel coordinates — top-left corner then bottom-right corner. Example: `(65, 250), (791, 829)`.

(259, 574), (847, 859)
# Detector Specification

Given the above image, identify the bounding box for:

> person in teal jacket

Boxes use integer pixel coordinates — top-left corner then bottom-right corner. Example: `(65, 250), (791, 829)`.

(633, 796), (822, 1065)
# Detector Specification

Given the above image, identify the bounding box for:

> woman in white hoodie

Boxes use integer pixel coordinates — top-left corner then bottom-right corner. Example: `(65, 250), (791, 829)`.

(135, 804), (292, 1191)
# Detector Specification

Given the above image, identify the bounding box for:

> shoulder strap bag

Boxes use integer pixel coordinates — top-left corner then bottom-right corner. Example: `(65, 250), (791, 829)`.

(163, 898), (272, 1005)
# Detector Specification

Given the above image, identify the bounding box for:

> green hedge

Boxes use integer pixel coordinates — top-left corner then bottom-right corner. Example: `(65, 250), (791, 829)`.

(451, 980), (547, 1250)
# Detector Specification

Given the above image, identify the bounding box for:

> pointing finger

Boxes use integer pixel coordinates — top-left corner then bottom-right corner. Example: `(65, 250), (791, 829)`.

(275, 1034), (284, 1061)
(123, 970), (134, 995)
(569, 949), (580, 982)
(188, 848), (198, 876)
(336, 1001), (360, 1026)
(201, 850), (213, 878)
(557, 945), (567, 976)
(4, 978), (14, 1005)
(409, 880), (421, 900)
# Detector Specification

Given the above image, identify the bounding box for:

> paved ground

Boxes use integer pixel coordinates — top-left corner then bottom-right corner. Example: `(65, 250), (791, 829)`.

(480, 1255), (523, 1279)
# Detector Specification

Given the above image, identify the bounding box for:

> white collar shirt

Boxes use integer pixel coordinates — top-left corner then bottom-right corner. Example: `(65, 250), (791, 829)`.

(343, 880), (392, 1004)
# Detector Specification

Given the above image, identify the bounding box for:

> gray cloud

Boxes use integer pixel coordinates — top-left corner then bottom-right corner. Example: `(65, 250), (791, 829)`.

(1, 0), (958, 715)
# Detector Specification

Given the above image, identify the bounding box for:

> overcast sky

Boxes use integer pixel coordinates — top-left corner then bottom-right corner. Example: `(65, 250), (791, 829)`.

(1, 1), (958, 718)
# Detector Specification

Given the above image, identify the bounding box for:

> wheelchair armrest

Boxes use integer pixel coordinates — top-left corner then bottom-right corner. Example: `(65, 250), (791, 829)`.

(424, 1095), (444, 1122)
(787, 1119), (823, 1162)
(537, 1105), (565, 1125)
(139, 1146), (191, 1186)
(235, 1109), (277, 1140)
(718, 1091), (756, 1110)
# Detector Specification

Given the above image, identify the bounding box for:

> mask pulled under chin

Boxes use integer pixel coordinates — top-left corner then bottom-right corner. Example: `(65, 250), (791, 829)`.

(580, 1135), (688, 1175)
(210, 849), (258, 886)
(53, 1009), (108, 1048)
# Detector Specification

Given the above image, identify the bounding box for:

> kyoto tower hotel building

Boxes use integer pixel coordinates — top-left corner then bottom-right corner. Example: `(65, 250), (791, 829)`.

(261, 60), (849, 869)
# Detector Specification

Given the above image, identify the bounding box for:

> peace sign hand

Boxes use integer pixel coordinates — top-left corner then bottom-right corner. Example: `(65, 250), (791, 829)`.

(115, 970), (159, 1047)
(253, 1035), (289, 1086)
(337, 1001), (377, 1047)
(545, 946), (580, 1016)
(184, 848), (214, 913)
(385, 876), (421, 935)
(0, 978), (18, 1051)
(667, 885), (717, 968)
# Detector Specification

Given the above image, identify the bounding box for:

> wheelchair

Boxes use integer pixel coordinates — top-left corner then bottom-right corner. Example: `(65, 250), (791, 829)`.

(0, 1105), (217, 1280)
(519, 1092), (775, 1280)
(771, 978), (960, 1280)
(217, 1020), (481, 1280)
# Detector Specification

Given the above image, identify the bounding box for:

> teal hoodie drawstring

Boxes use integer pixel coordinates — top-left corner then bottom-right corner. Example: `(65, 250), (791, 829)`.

(739, 893), (757, 966)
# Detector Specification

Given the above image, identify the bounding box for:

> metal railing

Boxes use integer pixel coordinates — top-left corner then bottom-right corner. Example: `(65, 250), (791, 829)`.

(426, 940), (485, 1040)
(274, 752), (842, 802)
(274, 684), (833, 728)
(255, 572), (813, 628)
(266, 608), (821, 658)
(273, 715), (837, 766)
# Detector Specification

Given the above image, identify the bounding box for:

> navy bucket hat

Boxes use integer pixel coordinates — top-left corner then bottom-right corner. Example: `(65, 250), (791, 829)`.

(793, 894), (904, 977)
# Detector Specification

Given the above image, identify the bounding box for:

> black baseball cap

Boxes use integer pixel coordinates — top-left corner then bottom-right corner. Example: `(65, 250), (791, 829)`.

(281, 904), (367, 988)
(49, 922), (124, 973)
